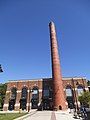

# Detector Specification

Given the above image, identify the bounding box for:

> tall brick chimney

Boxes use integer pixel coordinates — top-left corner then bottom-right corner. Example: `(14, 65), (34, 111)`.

(49, 22), (67, 110)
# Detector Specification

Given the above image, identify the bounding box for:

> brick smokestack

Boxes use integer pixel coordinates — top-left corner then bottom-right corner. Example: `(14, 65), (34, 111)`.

(49, 21), (67, 110)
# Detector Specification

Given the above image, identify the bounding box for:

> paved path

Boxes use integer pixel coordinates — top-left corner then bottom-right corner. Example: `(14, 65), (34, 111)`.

(20, 110), (81, 120)
(55, 111), (78, 120)
(24, 111), (51, 120)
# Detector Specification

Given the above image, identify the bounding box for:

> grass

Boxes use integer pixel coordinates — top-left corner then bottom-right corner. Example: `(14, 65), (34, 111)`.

(0, 113), (28, 120)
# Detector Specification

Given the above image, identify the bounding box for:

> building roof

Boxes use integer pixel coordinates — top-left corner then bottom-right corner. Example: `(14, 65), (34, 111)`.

(7, 76), (86, 83)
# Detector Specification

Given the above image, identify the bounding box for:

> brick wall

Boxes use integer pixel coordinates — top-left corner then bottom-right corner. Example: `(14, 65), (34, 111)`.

(3, 77), (88, 111)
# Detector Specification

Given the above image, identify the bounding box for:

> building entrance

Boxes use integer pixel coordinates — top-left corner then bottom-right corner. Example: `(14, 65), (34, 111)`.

(66, 96), (74, 108)
(8, 99), (15, 110)
(20, 99), (27, 110)
(43, 98), (53, 110)
(31, 99), (39, 109)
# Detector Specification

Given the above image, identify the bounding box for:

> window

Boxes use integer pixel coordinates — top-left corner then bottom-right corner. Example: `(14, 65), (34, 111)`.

(21, 87), (27, 99)
(11, 87), (17, 99)
(77, 86), (83, 96)
(66, 86), (73, 97)
(44, 89), (49, 97)
(32, 87), (39, 99)
(31, 86), (39, 109)
(43, 85), (50, 98)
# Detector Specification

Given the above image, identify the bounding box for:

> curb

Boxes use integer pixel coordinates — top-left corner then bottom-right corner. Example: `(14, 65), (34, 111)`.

(14, 110), (37, 120)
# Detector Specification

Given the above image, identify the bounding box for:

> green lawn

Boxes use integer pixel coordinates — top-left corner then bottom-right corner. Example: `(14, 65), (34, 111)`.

(0, 113), (28, 120)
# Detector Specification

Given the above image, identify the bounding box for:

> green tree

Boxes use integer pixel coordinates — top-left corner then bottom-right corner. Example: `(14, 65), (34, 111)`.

(0, 83), (7, 110)
(87, 80), (90, 86)
(78, 91), (90, 107)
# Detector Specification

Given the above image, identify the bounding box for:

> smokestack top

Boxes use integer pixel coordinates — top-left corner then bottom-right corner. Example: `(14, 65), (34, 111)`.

(49, 21), (55, 26)
(49, 21), (56, 33)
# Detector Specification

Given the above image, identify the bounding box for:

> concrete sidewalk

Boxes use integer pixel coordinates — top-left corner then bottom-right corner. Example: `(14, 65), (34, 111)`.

(55, 111), (79, 120)
(14, 109), (37, 120)
(18, 110), (81, 120)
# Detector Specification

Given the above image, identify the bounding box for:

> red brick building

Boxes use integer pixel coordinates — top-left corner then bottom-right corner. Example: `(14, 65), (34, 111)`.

(3, 77), (88, 111)
(3, 22), (88, 111)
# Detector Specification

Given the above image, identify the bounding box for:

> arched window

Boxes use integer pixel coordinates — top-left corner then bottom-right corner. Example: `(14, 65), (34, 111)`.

(66, 86), (73, 97)
(11, 87), (17, 100)
(43, 85), (49, 98)
(21, 87), (28, 99)
(66, 86), (74, 109)
(31, 86), (39, 109)
(8, 87), (17, 110)
(43, 85), (53, 110)
(32, 87), (39, 99)
(20, 87), (28, 110)
(77, 86), (84, 96)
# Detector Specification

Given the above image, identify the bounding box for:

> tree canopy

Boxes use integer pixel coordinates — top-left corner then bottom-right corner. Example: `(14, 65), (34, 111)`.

(78, 91), (90, 107)
(0, 83), (7, 109)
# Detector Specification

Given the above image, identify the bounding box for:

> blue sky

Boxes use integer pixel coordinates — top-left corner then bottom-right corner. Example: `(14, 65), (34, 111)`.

(0, 0), (90, 83)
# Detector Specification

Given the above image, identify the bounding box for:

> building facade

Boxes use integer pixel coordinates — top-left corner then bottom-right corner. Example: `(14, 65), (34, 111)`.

(3, 77), (88, 111)
(3, 22), (88, 111)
